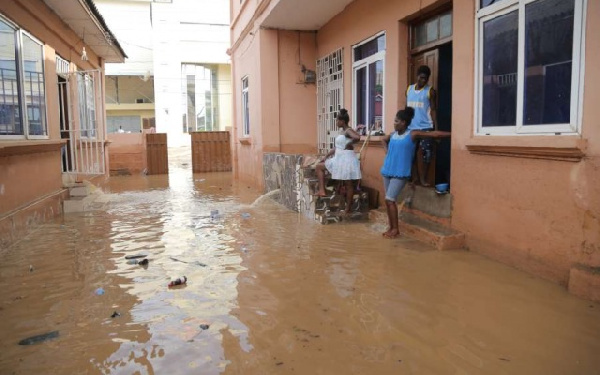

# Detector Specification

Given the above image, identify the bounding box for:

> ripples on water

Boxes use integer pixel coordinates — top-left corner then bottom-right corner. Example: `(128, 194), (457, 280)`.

(1, 162), (599, 374)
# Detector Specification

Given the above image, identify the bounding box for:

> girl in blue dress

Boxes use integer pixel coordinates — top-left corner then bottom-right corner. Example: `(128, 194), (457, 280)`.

(381, 107), (450, 238)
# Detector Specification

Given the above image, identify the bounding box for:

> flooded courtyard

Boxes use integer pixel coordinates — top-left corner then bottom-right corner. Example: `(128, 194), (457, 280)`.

(1, 150), (599, 375)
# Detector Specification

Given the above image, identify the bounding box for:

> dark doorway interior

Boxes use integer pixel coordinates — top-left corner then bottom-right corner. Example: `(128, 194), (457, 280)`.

(435, 42), (452, 185)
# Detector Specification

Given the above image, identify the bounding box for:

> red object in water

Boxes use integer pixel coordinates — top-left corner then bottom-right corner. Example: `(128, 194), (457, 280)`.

(168, 276), (187, 287)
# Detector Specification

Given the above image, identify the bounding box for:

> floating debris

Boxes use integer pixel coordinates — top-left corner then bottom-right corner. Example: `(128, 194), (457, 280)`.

(110, 311), (121, 318)
(170, 257), (206, 267)
(199, 324), (210, 330)
(128, 258), (149, 266)
(95, 287), (105, 296)
(124, 254), (148, 260)
(18, 331), (59, 345)
(168, 276), (187, 288)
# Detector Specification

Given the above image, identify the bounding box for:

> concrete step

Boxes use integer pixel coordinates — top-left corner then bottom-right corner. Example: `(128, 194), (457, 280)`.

(568, 265), (600, 302)
(370, 209), (465, 250)
(68, 185), (90, 197)
(63, 195), (96, 213)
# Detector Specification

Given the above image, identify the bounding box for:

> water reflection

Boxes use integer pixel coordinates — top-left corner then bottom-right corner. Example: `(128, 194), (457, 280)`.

(1, 155), (599, 374)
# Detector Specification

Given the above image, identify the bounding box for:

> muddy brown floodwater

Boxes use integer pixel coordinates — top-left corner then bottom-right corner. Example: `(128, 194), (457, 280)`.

(1, 150), (599, 374)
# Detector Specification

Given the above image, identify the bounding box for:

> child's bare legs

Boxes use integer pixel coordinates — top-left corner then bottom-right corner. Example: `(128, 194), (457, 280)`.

(384, 199), (399, 238)
(343, 180), (354, 215)
(416, 148), (430, 187)
(315, 162), (327, 196)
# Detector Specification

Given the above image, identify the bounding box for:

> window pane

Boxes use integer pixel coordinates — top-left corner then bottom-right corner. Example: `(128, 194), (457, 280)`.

(523, 0), (574, 125)
(22, 34), (46, 136)
(482, 10), (518, 127)
(354, 34), (385, 60)
(355, 66), (366, 126)
(0, 20), (22, 135)
(440, 13), (452, 39)
(77, 73), (96, 138)
(426, 19), (438, 43)
(242, 78), (249, 135)
(481, 0), (508, 8)
(415, 23), (427, 47)
(368, 60), (383, 131)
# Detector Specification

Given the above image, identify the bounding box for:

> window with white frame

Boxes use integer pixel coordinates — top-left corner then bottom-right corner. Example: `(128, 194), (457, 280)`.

(0, 15), (47, 138)
(353, 33), (385, 132)
(476, 0), (586, 135)
(241, 76), (249, 136)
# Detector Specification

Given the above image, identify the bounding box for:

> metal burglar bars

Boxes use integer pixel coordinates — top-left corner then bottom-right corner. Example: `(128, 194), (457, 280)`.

(60, 69), (106, 175)
(317, 48), (343, 154)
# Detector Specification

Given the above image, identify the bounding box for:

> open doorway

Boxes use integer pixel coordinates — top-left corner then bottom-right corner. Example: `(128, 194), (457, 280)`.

(408, 8), (453, 188)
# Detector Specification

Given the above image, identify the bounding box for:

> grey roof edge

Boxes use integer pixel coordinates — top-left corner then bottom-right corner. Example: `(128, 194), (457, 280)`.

(83, 0), (128, 59)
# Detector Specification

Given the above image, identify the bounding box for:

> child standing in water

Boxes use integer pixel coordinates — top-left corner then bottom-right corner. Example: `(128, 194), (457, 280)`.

(380, 107), (450, 238)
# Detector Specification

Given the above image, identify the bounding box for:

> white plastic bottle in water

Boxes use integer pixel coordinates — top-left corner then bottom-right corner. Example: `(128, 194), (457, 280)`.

(168, 276), (187, 287)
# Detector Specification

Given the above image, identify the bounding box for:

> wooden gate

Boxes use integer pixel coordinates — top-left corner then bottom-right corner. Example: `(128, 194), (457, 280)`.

(146, 133), (169, 175)
(191, 131), (232, 172)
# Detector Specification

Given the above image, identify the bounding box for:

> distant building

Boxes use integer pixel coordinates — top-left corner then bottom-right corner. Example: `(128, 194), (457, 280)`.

(96, 0), (232, 147)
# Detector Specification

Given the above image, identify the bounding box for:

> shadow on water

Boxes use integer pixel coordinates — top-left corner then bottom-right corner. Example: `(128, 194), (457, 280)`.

(1, 155), (599, 374)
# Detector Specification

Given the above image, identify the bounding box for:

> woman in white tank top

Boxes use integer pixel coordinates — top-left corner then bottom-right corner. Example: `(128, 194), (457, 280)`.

(315, 108), (361, 216)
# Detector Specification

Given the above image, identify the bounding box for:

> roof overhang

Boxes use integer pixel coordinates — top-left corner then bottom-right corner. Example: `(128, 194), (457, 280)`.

(261, 0), (354, 30)
(43, 0), (127, 63)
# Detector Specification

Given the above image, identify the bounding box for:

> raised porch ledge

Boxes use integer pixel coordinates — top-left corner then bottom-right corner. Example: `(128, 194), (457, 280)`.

(465, 136), (587, 162)
(0, 140), (66, 157)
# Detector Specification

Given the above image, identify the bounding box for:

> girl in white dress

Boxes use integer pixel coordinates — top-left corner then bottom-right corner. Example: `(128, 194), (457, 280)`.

(315, 109), (361, 216)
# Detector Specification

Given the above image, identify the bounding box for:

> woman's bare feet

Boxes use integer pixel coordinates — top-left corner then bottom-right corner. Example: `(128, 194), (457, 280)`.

(383, 229), (399, 239)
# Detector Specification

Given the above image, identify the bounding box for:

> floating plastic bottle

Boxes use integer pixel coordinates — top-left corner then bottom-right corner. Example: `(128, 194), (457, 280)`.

(127, 258), (149, 266)
(168, 276), (187, 288)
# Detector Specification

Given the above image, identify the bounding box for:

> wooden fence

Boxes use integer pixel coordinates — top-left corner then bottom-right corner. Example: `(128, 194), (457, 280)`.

(191, 131), (232, 173)
(146, 133), (168, 175)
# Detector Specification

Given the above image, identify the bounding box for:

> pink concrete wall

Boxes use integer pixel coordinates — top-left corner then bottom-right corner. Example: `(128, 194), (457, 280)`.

(0, 150), (63, 214)
(231, 27), (264, 188)
(231, 17), (318, 189)
(277, 30), (318, 155)
(0, 0), (107, 230)
(107, 133), (147, 175)
(450, 0), (600, 286)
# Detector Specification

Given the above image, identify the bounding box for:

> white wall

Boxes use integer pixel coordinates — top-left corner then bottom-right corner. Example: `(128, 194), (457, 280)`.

(97, 0), (231, 147)
(95, 0), (154, 76)
(152, 0), (230, 146)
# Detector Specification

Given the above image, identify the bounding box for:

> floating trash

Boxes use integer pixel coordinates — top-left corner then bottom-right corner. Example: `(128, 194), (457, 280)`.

(95, 287), (105, 296)
(168, 276), (187, 288)
(18, 331), (59, 345)
(210, 210), (221, 220)
(124, 254), (148, 260)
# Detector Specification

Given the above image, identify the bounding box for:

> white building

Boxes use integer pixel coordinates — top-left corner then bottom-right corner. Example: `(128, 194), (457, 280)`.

(96, 0), (231, 147)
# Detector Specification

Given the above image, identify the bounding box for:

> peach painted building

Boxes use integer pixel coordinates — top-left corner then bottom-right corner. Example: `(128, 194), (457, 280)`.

(230, 0), (599, 300)
(0, 0), (126, 247)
